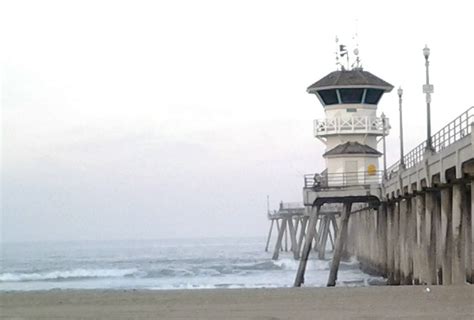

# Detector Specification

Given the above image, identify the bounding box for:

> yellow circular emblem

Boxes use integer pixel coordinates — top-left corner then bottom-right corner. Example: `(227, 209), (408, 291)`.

(367, 164), (377, 176)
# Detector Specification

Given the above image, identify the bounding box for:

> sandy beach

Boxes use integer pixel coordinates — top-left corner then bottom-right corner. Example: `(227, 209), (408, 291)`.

(1, 286), (473, 319)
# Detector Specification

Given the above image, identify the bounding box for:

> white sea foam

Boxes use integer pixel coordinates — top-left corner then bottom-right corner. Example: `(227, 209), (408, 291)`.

(273, 258), (330, 271)
(0, 268), (139, 282)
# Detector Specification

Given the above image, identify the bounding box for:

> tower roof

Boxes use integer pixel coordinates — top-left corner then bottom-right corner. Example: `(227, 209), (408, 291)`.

(307, 69), (394, 93)
(323, 141), (382, 157)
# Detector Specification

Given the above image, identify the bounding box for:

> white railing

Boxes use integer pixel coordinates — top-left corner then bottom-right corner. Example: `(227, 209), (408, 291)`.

(314, 116), (390, 137)
(386, 106), (474, 175)
(280, 202), (304, 209)
(304, 171), (383, 189)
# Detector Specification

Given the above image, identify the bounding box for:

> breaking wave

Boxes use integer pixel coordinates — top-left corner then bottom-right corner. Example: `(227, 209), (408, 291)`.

(0, 258), (334, 283)
(0, 268), (139, 282)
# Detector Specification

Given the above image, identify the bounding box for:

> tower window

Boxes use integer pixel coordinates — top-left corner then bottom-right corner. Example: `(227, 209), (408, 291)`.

(318, 89), (338, 105)
(339, 88), (364, 104)
(364, 89), (384, 104)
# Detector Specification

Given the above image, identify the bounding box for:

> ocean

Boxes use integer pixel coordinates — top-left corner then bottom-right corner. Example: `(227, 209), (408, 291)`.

(0, 237), (384, 291)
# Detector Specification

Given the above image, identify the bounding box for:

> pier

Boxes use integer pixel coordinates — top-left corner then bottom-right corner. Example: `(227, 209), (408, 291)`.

(265, 45), (474, 287)
(266, 202), (340, 261)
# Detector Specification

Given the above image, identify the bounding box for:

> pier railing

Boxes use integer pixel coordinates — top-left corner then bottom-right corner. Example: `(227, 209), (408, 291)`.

(387, 107), (474, 174)
(304, 171), (383, 189)
(280, 202), (304, 209)
(314, 116), (390, 137)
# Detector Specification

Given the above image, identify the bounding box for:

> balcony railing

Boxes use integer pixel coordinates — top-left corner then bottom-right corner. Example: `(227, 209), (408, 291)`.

(314, 116), (390, 137)
(387, 106), (474, 174)
(304, 171), (383, 189)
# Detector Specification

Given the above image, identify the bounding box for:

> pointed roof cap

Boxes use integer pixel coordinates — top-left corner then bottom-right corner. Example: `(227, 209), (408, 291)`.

(323, 141), (382, 157)
(307, 69), (394, 93)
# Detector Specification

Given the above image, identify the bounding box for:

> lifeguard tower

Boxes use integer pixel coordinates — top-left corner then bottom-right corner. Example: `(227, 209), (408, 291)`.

(295, 46), (394, 287)
(304, 66), (393, 202)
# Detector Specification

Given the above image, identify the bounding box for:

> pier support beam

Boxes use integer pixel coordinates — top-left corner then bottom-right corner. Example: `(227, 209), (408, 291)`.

(387, 202), (396, 284)
(414, 194), (425, 284)
(440, 187), (452, 284)
(378, 203), (388, 276)
(287, 217), (300, 260)
(408, 197), (415, 284)
(425, 191), (438, 284)
(466, 182), (473, 283)
(393, 201), (401, 284)
(318, 216), (330, 260)
(272, 218), (287, 260)
(297, 216), (308, 256)
(434, 191), (443, 284)
(294, 206), (320, 287)
(327, 202), (352, 287)
(451, 183), (465, 284)
(399, 199), (410, 284)
(265, 220), (274, 252)
(328, 218), (336, 251)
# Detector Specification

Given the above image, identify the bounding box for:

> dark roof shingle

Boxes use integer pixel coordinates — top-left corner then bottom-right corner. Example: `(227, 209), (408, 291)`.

(307, 69), (393, 93)
(323, 141), (382, 157)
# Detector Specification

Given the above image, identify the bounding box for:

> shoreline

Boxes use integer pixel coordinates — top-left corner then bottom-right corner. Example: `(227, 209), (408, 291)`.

(2, 286), (473, 319)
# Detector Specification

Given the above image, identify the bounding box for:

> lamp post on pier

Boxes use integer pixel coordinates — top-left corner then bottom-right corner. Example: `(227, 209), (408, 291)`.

(423, 45), (434, 152)
(398, 86), (405, 168)
(381, 112), (387, 179)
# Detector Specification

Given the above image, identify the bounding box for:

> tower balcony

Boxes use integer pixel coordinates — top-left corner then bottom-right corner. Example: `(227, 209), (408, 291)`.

(302, 171), (383, 207)
(304, 171), (383, 190)
(314, 116), (390, 138)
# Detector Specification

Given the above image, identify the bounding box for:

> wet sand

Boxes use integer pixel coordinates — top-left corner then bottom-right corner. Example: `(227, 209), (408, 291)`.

(1, 286), (473, 319)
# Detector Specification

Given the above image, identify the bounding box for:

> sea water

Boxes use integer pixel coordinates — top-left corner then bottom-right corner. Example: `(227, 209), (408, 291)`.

(0, 237), (384, 291)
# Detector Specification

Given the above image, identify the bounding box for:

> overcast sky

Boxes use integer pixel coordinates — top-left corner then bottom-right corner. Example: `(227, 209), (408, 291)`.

(2, 0), (473, 242)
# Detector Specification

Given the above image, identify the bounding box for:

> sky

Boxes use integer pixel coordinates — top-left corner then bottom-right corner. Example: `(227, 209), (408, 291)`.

(2, 0), (474, 242)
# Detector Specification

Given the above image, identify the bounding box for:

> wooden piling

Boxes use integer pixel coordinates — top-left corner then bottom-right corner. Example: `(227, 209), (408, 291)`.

(287, 217), (300, 260)
(393, 201), (401, 284)
(296, 216), (308, 256)
(466, 182), (473, 283)
(331, 215), (339, 240)
(318, 216), (330, 260)
(415, 194), (425, 283)
(272, 218), (287, 260)
(425, 191), (437, 285)
(387, 202), (395, 284)
(264, 220), (274, 252)
(328, 221), (335, 251)
(406, 197), (415, 284)
(468, 181), (474, 283)
(327, 202), (352, 287)
(294, 206), (320, 287)
(379, 203), (388, 276)
(451, 183), (465, 284)
(434, 191), (443, 284)
(315, 216), (324, 255)
(440, 187), (452, 284)
(399, 199), (408, 284)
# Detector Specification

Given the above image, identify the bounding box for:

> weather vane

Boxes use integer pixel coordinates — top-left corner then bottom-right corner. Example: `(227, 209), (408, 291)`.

(335, 36), (349, 70)
(334, 26), (362, 71)
(351, 30), (362, 69)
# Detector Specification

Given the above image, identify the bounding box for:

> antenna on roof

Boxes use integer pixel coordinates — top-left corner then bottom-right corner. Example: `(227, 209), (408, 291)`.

(335, 36), (350, 71)
(351, 20), (362, 70)
(335, 36), (341, 70)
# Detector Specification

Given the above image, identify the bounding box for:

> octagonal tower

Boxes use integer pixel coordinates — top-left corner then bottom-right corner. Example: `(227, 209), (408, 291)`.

(308, 68), (393, 186)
